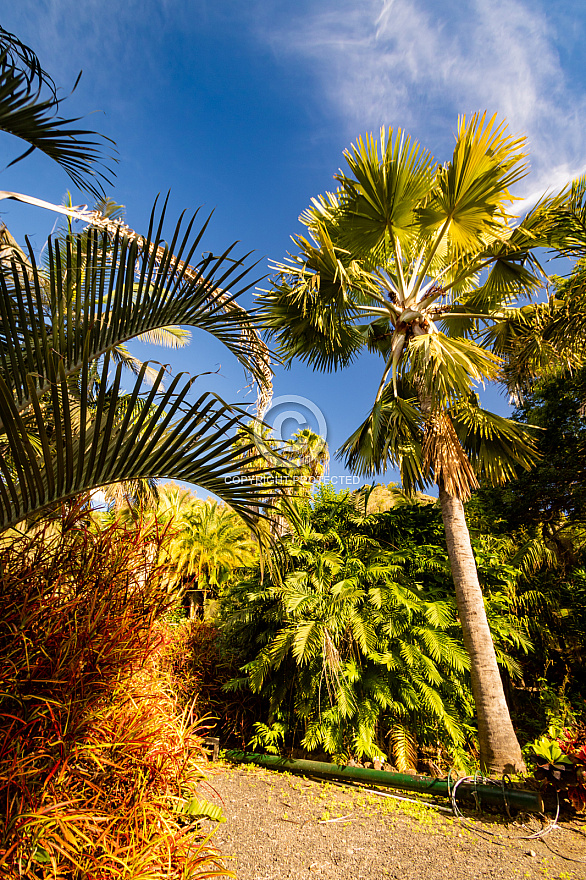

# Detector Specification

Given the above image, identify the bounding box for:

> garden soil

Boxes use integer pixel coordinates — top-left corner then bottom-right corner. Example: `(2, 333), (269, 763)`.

(202, 762), (586, 880)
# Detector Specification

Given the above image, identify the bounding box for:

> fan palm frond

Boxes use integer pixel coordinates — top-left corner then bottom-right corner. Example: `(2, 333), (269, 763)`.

(339, 387), (424, 490)
(451, 399), (540, 486)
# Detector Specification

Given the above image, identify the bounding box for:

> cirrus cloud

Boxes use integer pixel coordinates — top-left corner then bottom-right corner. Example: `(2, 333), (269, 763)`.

(262, 0), (586, 198)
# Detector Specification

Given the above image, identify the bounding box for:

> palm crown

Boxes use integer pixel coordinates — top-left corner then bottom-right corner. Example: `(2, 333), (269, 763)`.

(262, 113), (559, 499)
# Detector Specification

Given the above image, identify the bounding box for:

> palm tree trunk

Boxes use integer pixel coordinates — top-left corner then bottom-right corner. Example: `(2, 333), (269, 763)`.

(439, 483), (525, 774)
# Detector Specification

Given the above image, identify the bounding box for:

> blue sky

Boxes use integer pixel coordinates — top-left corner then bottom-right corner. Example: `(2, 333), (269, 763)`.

(1, 0), (585, 491)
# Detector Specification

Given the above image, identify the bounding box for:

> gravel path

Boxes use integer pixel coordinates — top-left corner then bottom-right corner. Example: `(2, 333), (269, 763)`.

(202, 763), (586, 880)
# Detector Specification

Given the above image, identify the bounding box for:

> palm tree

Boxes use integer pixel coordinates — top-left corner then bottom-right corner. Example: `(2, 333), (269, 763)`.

(0, 195), (280, 531)
(169, 500), (258, 617)
(260, 114), (561, 772)
(283, 428), (330, 490)
(0, 29), (280, 534)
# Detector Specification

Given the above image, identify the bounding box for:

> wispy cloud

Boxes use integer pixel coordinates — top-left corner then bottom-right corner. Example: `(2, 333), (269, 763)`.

(262, 0), (586, 197)
(6, 0), (585, 203)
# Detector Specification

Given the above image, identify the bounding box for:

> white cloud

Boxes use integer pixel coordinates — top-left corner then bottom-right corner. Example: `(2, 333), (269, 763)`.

(263, 0), (586, 198)
(6, 0), (585, 202)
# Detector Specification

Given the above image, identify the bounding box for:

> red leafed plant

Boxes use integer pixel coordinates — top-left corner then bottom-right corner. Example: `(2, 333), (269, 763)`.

(559, 724), (586, 811)
(0, 502), (231, 879)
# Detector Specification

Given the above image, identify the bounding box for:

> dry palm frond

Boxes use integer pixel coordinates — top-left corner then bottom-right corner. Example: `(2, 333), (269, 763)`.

(422, 410), (478, 500)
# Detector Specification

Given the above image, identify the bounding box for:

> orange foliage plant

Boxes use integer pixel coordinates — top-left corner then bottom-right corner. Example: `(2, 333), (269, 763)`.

(0, 504), (230, 879)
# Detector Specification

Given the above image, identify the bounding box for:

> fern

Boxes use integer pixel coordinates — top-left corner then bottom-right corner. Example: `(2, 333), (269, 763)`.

(389, 724), (418, 772)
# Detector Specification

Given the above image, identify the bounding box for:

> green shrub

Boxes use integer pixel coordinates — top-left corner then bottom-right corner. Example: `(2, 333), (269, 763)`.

(221, 487), (530, 770)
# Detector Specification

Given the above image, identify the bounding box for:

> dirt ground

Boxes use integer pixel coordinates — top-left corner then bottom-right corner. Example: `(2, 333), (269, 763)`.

(201, 762), (586, 880)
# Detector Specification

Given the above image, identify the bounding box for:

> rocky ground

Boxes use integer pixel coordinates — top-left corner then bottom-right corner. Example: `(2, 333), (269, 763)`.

(201, 762), (586, 880)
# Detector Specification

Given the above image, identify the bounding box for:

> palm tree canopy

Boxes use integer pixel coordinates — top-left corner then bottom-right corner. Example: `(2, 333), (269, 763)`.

(493, 179), (586, 400)
(169, 500), (258, 588)
(261, 114), (563, 499)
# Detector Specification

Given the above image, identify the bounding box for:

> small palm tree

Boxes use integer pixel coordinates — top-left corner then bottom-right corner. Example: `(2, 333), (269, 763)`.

(283, 428), (329, 489)
(260, 114), (562, 772)
(170, 500), (258, 617)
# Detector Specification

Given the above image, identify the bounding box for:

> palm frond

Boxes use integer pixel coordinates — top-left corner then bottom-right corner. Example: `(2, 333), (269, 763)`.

(388, 723), (418, 771)
(547, 175), (586, 257)
(510, 535), (559, 576)
(339, 388), (425, 492)
(419, 112), (528, 253)
(0, 197), (271, 417)
(451, 398), (540, 485)
(110, 344), (161, 385)
(335, 126), (436, 258)
(405, 332), (501, 407)
(0, 43), (114, 196)
(262, 223), (364, 371)
(136, 326), (192, 348)
(0, 355), (278, 532)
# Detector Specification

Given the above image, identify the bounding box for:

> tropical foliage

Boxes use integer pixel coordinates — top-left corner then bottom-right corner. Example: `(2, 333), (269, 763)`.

(259, 113), (558, 771)
(0, 27), (281, 536)
(220, 487), (529, 769)
(0, 199), (280, 533)
(0, 504), (229, 878)
(531, 724), (586, 811)
(169, 499), (258, 613)
(0, 27), (272, 875)
(466, 364), (586, 738)
(494, 178), (586, 398)
(262, 114), (548, 497)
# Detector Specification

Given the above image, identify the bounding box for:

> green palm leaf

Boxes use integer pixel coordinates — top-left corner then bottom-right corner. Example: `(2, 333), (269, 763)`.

(547, 175), (586, 257)
(0, 197), (269, 416)
(0, 354), (276, 531)
(450, 399), (540, 485)
(0, 40), (114, 197)
(336, 126), (436, 258)
(339, 388), (425, 490)
(405, 332), (501, 405)
(419, 113), (527, 252)
(264, 225), (364, 371)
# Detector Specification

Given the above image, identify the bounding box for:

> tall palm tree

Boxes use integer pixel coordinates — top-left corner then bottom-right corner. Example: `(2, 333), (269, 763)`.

(260, 114), (562, 772)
